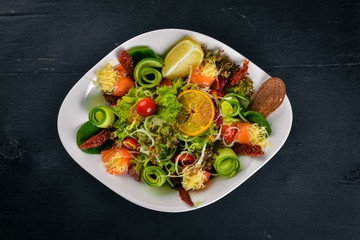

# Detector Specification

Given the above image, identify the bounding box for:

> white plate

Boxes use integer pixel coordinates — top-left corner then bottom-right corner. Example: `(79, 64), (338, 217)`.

(57, 29), (293, 213)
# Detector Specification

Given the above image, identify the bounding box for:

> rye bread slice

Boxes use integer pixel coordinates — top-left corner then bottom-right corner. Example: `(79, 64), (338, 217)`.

(248, 77), (286, 118)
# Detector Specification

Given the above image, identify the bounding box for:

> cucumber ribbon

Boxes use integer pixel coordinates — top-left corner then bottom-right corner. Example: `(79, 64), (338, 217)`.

(134, 58), (164, 88)
(221, 93), (272, 135)
(88, 106), (116, 128)
(141, 165), (167, 187)
(214, 147), (240, 177)
(128, 46), (164, 88)
(128, 46), (163, 65)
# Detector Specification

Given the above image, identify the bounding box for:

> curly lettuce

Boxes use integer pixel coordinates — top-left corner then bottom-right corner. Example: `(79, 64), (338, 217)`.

(155, 85), (182, 123)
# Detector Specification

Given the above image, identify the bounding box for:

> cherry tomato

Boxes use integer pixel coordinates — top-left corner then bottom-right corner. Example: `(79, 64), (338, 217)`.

(174, 152), (195, 166)
(122, 137), (139, 150)
(136, 98), (157, 117)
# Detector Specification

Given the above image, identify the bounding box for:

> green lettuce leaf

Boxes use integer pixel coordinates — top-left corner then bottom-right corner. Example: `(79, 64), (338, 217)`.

(155, 86), (182, 122)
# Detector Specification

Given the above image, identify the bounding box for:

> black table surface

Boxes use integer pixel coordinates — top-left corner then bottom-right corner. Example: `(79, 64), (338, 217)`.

(1, 0), (359, 239)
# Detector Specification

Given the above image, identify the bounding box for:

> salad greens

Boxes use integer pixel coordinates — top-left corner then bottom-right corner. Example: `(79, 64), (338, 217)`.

(76, 41), (273, 206)
(154, 83), (183, 122)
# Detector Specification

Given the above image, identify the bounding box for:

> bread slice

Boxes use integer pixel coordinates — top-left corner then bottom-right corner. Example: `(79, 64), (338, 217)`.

(248, 77), (286, 118)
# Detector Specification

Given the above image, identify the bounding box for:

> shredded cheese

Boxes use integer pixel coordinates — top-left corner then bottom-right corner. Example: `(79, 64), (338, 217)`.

(104, 154), (129, 174)
(107, 162), (129, 174)
(200, 60), (217, 77)
(248, 124), (271, 150)
(95, 63), (119, 94)
(182, 165), (207, 191)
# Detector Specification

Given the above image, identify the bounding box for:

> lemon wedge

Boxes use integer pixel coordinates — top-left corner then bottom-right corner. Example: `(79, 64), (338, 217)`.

(162, 39), (204, 78)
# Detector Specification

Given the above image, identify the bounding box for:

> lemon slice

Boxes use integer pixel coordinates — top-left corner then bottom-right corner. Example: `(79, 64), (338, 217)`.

(162, 39), (204, 78)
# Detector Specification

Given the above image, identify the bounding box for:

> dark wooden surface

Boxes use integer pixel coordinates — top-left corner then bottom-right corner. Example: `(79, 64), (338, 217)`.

(1, 0), (359, 239)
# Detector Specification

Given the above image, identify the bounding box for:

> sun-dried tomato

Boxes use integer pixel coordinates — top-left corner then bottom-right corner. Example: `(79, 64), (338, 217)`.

(228, 59), (249, 86)
(232, 143), (264, 157)
(179, 187), (194, 206)
(79, 129), (111, 150)
(103, 93), (120, 105)
(160, 78), (172, 86)
(119, 50), (134, 79)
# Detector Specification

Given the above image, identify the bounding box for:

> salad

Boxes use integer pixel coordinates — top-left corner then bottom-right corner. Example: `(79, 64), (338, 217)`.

(76, 38), (275, 206)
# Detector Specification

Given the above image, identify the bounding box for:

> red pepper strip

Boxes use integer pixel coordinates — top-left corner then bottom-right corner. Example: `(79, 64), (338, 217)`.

(119, 50), (135, 79)
(232, 143), (264, 157)
(79, 129), (111, 150)
(228, 59), (249, 86)
(179, 187), (194, 207)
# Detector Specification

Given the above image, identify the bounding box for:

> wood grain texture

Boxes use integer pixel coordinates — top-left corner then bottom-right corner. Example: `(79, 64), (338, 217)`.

(1, 0), (359, 239)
